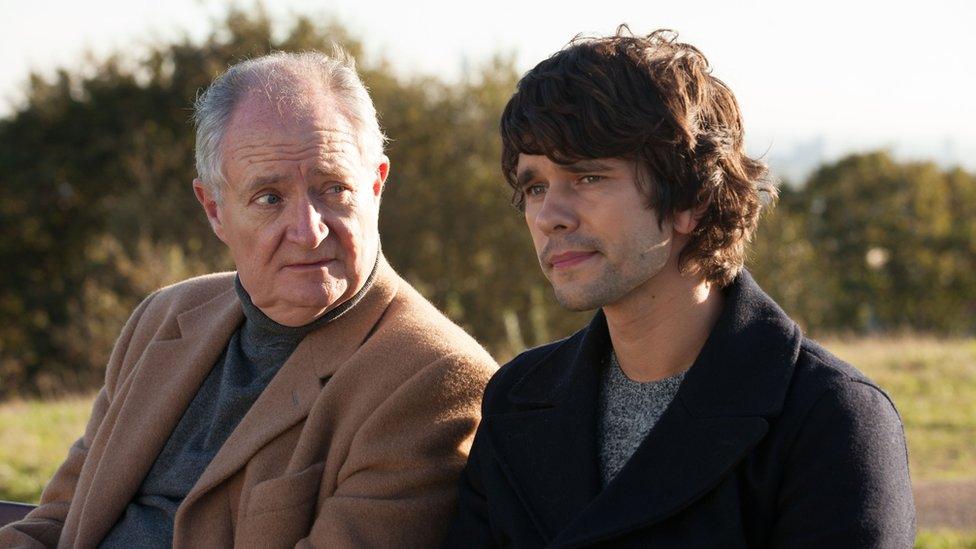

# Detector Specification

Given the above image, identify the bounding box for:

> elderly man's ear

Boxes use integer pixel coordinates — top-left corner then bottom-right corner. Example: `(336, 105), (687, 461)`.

(193, 179), (226, 242)
(373, 157), (391, 198)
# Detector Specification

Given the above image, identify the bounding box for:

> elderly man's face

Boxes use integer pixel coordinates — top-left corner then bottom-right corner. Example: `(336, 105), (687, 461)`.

(194, 90), (388, 326)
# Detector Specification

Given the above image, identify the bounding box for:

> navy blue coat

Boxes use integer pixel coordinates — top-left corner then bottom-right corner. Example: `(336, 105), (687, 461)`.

(445, 271), (915, 548)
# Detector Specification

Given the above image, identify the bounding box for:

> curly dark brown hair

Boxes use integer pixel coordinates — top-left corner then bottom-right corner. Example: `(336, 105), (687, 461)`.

(500, 27), (776, 287)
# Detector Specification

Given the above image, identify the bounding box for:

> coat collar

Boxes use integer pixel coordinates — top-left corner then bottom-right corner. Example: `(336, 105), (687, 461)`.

(75, 279), (244, 546)
(488, 269), (802, 546)
(76, 256), (400, 546)
(179, 256), (400, 509)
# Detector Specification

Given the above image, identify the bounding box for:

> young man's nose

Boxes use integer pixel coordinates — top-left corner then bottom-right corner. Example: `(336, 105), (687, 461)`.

(531, 187), (579, 236)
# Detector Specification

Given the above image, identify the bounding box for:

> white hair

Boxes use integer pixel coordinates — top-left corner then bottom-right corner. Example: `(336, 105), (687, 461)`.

(193, 48), (387, 201)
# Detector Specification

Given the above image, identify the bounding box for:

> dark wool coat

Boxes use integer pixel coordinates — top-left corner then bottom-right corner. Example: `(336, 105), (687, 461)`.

(445, 270), (915, 548)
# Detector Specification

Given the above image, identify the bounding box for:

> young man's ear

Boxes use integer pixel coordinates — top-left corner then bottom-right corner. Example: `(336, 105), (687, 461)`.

(672, 201), (709, 236)
(193, 178), (226, 242)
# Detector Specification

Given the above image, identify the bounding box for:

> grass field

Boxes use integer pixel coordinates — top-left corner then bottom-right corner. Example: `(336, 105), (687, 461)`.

(821, 336), (976, 548)
(823, 336), (976, 483)
(0, 394), (94, 503)
(1, 336), (974, 547)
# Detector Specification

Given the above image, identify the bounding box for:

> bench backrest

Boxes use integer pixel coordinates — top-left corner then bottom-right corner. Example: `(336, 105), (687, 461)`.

(0, 500), (36, 527)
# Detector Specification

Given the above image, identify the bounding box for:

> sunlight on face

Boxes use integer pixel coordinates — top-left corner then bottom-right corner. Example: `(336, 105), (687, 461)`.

(195, 89), (387, 326)
(518, 155), (673, 311)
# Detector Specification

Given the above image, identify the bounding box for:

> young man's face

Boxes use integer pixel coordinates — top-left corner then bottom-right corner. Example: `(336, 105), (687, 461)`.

(517, 155), (674, 311)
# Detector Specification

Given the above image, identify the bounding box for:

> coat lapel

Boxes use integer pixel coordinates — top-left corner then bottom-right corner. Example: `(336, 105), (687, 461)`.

(178, 258), (400, 514)
(552, 407), (769, 547)
(75, 284), (243, 547)
(493, 270), (803, 547)
(486, 315), (608, 542)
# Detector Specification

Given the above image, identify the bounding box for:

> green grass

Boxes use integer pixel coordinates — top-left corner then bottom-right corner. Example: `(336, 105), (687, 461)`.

(822, 336), (976, 482)
(0, 394), (94, 503)
(916, 529), (976, 549)
(0, 336), (973, 545)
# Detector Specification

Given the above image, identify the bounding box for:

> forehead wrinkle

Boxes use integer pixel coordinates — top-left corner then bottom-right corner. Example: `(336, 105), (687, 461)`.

(234, 145), (363, 193)
(230, 130), (360, 165)
(230, 128), (357, 153)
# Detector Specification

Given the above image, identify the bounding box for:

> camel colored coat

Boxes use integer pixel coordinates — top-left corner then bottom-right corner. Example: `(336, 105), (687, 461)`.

(0, 258), (497, 548)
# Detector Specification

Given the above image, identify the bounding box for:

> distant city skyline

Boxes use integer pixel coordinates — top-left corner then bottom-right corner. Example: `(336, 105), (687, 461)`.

(754, 133), (976, 184)
(3, 0), (974, 176)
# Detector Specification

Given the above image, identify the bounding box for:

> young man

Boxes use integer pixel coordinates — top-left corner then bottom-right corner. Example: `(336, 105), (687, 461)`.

(446, 29), (915, 547)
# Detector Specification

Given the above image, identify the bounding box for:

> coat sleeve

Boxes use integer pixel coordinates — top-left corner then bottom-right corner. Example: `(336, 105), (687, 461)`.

(295, 352), (495, 549)
(769, 380), (916, 548)
(0, 293), (156, 549)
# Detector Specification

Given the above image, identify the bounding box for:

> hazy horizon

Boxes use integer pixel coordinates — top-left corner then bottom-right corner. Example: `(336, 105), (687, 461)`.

(4, 0), (974, 175)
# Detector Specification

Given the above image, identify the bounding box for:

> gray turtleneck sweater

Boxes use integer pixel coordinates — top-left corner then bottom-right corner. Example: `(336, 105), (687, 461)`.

(100, 268), (375, 548)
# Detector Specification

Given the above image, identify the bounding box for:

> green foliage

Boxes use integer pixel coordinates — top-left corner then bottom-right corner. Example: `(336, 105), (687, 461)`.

(0, 9), (580, 397)
(0, 8), (973, 397)
(376, 60), (588, 358)
(750, 152), (976, 335)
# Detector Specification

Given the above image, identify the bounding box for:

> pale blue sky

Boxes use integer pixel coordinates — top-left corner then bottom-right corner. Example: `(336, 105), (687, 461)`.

(2, 0), (974, 169)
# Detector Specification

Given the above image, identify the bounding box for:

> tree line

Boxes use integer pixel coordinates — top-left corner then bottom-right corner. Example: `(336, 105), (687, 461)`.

(1, 10), (974, 397)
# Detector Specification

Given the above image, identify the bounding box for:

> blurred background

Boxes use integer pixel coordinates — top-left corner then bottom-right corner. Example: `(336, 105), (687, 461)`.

(1, 0), (973, 545)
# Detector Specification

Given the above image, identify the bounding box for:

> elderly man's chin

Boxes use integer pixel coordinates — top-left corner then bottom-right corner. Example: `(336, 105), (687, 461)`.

(281, 271), (353, 310)
(241, 265), (355, 324)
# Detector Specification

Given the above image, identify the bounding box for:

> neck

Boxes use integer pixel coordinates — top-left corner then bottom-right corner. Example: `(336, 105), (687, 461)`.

(603, 256), (724, 382)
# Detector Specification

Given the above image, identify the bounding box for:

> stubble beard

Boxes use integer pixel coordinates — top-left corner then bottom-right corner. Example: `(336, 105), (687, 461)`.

(547, 239), (674, 312)
(549, 262), (631, 312)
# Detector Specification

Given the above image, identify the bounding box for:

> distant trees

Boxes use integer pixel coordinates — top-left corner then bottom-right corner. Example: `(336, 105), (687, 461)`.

(0, 9), (583, 397)
(749, 152), (976, 334)
(1, 10), (973, 397)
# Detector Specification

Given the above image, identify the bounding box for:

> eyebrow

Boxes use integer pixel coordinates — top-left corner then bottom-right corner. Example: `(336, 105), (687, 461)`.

(561, 159), (615, 173)
(241, 173), (287, 197)
(239, 164), (348, 196)
(515, 159), (615, 187)
(515, 167), (538, 188)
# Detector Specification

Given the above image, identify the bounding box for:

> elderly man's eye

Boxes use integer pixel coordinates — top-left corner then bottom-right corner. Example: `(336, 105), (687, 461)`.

(325, 184), (348, 194)
(255, 193), (282, 206)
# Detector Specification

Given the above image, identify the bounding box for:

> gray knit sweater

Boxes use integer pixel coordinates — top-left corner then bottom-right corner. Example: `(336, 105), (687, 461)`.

(598, 352), (686, 486)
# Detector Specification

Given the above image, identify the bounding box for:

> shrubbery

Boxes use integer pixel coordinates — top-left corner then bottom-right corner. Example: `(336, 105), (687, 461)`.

(1, 10), (974, 397)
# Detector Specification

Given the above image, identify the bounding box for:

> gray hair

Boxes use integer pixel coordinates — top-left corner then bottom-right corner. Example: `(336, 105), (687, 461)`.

(193, 48), (387, 201)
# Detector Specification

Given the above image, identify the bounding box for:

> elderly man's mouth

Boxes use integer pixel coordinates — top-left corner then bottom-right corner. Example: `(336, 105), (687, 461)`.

(283, 259), (335, 271)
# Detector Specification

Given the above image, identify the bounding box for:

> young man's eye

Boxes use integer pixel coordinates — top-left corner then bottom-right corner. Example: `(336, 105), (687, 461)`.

(325, 184), (347, 194)
(523, 184), (547, 197)
(255, 193), (282, 206)
(580, 175), (604, 184)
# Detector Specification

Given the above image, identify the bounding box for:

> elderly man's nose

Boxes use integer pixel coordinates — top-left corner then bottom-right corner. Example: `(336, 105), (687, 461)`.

(288, 200), (329, 248)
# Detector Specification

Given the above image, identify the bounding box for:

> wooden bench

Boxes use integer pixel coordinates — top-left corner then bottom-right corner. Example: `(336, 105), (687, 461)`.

(0, 500), (36, 527)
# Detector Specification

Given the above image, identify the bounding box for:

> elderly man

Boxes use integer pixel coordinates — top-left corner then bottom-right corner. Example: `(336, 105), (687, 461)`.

(0, 49), (496, 548)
